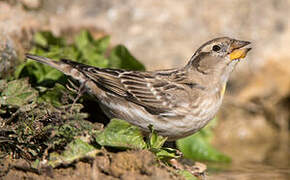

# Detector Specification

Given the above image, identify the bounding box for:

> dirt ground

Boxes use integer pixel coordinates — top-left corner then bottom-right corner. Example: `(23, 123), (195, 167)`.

(1, 150), (185, 180)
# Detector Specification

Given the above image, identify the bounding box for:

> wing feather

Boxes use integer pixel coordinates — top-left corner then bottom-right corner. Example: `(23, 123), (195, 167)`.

(25, 55), (202, 119)
(59, 61), (192, 116)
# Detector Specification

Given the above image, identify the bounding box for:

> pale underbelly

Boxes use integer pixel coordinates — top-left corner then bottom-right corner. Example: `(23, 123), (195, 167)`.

(98, 97), (222, 140)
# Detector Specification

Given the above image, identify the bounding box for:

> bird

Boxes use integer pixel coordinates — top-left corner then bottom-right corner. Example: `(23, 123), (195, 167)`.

(25, 37), (251, 140)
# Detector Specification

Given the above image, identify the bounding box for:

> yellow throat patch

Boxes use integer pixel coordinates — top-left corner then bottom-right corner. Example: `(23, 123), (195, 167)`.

(220, 84), (227, 98)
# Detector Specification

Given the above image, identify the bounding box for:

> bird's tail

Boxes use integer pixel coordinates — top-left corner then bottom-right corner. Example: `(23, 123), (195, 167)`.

(25, 53), (88, 82)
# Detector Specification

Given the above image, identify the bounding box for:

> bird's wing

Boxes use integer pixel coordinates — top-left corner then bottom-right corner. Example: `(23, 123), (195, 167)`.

(80, 66), (193, 116)
(25, 54), (195, 117)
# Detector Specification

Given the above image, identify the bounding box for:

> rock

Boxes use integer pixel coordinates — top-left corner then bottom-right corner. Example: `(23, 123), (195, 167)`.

(0, 33), (18, 79)
(20, 0), (42, 9)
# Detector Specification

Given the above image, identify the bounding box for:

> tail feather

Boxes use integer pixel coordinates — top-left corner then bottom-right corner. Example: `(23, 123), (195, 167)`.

(25, 53), (65, 70)
(25, 53), (87, 82)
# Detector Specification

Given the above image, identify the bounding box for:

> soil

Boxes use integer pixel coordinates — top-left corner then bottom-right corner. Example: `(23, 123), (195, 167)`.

(1, 150), (184, 180)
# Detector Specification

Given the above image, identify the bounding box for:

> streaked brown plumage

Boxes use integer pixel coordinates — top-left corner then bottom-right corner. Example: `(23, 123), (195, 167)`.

(26, 37), (251, 140)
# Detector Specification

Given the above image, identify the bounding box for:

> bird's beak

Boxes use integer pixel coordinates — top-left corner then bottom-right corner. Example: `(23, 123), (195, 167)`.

(229, 40), (251, 61)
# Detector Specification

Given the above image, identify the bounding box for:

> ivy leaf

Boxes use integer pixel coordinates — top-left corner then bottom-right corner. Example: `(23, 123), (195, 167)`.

(146, 125), (181, 161)
(178, 170), (198, 180)
(33, 31), (65, 47)
(109, 45), (145, 71)
(93, 35), (110, 55)
(74, 30), (94, 51)
(38, 83), (68, 107)
(148, 124), (167, 149)
(75, 30), (109, 68)
(154, 147), (181, 161)
(17, 59), (64, 85)
(95, 119), (146, 149)
(0, 78), (37, 107)
(47, 138), (101, 168)
(80, 46), (109, 68)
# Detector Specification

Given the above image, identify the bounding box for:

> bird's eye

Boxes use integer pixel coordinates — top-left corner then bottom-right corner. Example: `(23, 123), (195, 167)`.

(212, 45), (221, 52)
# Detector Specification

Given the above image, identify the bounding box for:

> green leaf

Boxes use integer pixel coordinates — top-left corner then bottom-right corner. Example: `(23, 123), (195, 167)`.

(42, 120), (99, 150)
(0, 109), (6, 114)
(80, 47), (109, 68)
(16, 34), (78, 85)
(154, 147), (181, 161)
(33, 32), (48, 47)
(33, 31), (65, 47)
(75, 30), (110, 55)
(93, 35), (110, 55)
(95, 119), (146, 149)
(148, 124), (167, 149)
(74, 30), (94, 51)
(146, 125), (180, 161)
(47, 138), (101, 168)
(109, 45), (145, 70)
(0, 78), (38, 107)
(16, 57), (64, 85)
(19, 45), (79, 84)
(74, 31), (109, 68)
(41, 68), (64, 83)
(17, 30), (145, 87)
(38, 83), (68, 107)
(31, 159), (40, 169)
(55, 45), (80, 60)
(178, 170), (198, 180)
(176, 131), (231, 163)
(14, 63), (26, 79)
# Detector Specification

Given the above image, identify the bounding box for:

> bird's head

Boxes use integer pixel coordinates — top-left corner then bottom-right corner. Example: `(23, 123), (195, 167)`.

(186, 37), (251, 82)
